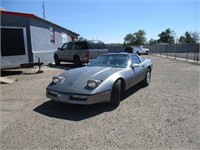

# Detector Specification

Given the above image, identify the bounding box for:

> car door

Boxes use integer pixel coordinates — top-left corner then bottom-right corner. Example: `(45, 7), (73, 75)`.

(130, 55), (146, 86)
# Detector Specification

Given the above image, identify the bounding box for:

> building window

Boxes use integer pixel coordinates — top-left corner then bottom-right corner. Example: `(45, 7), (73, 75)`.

(50, 27), (55, 43)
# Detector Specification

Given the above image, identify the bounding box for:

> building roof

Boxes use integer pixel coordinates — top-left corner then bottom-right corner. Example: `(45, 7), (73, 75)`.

(1, 10), (80, 36)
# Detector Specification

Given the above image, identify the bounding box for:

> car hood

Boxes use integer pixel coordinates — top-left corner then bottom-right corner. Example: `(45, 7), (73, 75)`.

(47, 66), (124, 94)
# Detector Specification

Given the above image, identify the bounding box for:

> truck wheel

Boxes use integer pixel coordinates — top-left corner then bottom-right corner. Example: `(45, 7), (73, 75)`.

(136, 51), (140, 55)
(74, 56), (81, 66)
(109, 80), (121, 106)
(146, 51), (149, 55)
(54, 55), (60, 65)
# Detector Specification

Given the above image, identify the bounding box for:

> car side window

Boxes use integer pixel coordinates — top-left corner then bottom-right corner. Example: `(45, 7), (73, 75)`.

(67, 43), (73, 50)
(61, 43), (68, 50)
(131, 55), (141, 64)
(88, 43), (97, 49)
(74, 42), (88, 50)
(98, 42), (107, 49)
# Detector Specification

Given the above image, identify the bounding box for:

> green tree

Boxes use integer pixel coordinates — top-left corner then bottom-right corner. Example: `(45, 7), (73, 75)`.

(124, 33), (134, 46)
(78, 36), (87, 41)
(124, 30), (147, 46)
(190, 32), (200, 43)
(158, 28), (175, 44)
(179, 36), (186, 44)
(179, 31), (199, 44)
(134, 30), (147, 45)
(149, 38), (158, 45)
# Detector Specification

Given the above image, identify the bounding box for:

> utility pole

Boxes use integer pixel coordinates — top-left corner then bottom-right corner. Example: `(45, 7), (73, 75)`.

(42, 1), (45, 19)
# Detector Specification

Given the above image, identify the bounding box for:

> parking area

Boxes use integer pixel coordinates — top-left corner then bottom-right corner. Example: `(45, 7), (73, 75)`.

(0, 55), (200, 149)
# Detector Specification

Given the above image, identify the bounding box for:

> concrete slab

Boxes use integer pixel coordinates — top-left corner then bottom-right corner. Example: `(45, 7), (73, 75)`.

(0, 77), (15, 84)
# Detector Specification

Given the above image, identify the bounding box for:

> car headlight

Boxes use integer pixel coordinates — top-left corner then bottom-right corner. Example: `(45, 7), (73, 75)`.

(52, 76), (65, 84)
(87, 80), (102, 88)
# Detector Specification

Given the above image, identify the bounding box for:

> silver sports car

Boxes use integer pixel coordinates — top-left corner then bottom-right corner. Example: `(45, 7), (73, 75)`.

(46, 53), (153, 106)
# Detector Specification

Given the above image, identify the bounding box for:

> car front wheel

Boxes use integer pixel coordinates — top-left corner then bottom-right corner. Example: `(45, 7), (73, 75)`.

(142, 68), (151, 86)
(54, 55), (60, 65)
(109, 80), (121, 106)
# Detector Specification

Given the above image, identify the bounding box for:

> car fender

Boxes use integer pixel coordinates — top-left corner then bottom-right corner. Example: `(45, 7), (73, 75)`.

(93, 72), (126, 94)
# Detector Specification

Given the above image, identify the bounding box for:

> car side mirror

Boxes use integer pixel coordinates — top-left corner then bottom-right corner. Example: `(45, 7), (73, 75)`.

(131, 63), (139, 68)
(58, 47), (61, 50)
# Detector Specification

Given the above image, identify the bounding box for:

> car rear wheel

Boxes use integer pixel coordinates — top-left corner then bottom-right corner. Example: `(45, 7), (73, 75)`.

(142, 68), (151, 86)
(54, 55), (60, 65)
(109, 80), (121, 106)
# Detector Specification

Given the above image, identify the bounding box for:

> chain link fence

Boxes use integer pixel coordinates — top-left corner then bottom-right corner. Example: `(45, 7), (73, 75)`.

(146, 44), (200, 63)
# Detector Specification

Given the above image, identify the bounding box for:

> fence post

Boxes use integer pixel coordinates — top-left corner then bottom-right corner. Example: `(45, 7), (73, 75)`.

(197, 44), (199, 63)
(166, 44), (169, 57)
(193, 44), (195, 63)
(186, 44), (188, 62)
(160, 45), (162, 56)
(194, 44), (199, 63)
(174, 44), (177, 59)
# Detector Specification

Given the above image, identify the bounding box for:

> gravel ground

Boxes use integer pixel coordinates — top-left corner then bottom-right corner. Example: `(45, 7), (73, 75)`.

(0, 55), (200, 150)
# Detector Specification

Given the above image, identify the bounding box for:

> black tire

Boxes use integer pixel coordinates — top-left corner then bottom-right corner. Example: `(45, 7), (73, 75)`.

(136, 51), (140, 55)
(142, 68), (151, 86)
(109, 80), (121, 106)
(54, 55), (60, 65)
(74, 56), (81, 66)
(146, 51), (149, 55)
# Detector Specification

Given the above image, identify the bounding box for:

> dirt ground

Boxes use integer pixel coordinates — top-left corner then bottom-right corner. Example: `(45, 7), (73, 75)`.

(0, 55), (200, 149)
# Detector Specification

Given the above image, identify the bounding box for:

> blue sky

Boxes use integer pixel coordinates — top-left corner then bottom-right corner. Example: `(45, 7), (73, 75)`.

(1, 0), (199, 43)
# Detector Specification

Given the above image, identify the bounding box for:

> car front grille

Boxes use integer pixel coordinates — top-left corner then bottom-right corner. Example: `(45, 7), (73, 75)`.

(70, 95), (88, 101)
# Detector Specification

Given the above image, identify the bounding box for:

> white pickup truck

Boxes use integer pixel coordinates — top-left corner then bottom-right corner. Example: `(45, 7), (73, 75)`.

(133, 45), (149, 55)
(54, 40), (108, 66)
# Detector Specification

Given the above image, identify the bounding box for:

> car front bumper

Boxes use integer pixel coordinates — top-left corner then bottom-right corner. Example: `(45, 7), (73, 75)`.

(46, 89), (111, 105)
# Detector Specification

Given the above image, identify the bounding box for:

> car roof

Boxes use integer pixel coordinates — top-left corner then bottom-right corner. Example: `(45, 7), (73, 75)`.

(67, 40), (104, 43)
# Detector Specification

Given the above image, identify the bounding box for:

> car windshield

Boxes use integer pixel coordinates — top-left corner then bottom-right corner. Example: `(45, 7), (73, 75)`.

(88, 54), (130, 68)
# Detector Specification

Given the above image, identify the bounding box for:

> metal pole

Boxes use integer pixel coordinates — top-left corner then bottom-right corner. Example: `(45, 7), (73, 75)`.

(197, 44), (199, 63)
(167, 45), (168, 58)
(175, 44), (177, 59)
(186, 44), (188, 62)
(42, 1), (46, 20)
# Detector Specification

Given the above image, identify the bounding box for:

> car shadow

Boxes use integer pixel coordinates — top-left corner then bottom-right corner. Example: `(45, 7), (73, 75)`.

(121, 83), (145, 101)
(33, 100), (117, 121)
(33, 84), (144, 121)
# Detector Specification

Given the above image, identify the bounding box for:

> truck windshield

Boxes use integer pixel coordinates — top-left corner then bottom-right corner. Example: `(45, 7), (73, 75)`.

(88, 54), (129, 68)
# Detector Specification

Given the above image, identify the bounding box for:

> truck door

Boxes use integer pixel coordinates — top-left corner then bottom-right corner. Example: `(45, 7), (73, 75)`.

(58, 43), (68, 60)
(65, 42), (73, 61)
